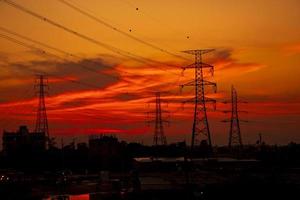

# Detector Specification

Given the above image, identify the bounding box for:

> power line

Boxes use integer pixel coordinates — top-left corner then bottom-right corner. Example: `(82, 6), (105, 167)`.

(0, 26), (170, 94)
(118, 0), (188, 37)
(0, 26), (184, 93)
(0, 28), (148, 90)
(0, 25), (186, 126)
(0, 26), (137, 79)
(0, 31), (184, 112)
(0, 34), (185, 134)
(1, 36), (186, 125)
(0, 30), (183, 97)
(0, 24), (186, 96)
(0, 33), (104, 90)
(0, 26), (71, 57)
(2, 0), (181, 75)
(57, 0), (189, 61)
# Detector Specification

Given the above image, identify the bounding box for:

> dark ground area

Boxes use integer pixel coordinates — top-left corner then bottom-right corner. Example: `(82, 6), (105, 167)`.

(0, 137), (300, 199)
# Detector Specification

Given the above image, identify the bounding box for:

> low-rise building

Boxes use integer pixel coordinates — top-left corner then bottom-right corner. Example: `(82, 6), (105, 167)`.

(2, 125), (46, 156)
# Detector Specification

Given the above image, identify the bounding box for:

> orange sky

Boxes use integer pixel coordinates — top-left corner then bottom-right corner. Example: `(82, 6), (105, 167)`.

(0, 0), (300, 145)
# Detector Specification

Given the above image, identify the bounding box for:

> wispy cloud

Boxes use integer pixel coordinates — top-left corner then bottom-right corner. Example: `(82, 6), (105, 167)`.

(282, 43), (300, 55)
(209, 48), (266, 74)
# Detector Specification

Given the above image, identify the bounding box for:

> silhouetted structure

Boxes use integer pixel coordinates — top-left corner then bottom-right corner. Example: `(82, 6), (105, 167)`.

(228, 86), (242, 147)
(256, 133), (263, 145)
(88, 135), (127, 170)
(147, 92), (168, 146)
(181, 49), (217, 152)
(35, 75), (49, 143)
(222, 86), (247, 148)
(2, 125), (46, 156)
(89, 135), (119, 156)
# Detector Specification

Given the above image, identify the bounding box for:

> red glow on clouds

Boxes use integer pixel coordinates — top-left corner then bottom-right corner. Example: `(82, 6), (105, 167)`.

(0, 50), (299, 144)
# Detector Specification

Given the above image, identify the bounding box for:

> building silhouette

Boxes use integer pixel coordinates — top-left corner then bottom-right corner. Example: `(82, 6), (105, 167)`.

(88, 134), (127, 170)
(2, 125), (46, 156)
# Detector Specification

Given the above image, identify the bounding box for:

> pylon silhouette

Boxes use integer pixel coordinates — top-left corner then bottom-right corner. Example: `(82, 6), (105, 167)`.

(180, 49), (217, 152)
(228, 86), (242, 147)
(147, 92), (169, 146)
(35, 75), (49, 140)
(222, 86), (248, 148)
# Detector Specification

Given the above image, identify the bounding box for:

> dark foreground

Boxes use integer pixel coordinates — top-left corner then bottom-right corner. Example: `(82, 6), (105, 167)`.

(1, 159), (300, 200)
(1, 141), (300, 199)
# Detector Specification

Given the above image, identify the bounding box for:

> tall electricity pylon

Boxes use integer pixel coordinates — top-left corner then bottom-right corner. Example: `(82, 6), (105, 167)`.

(222, 86), (247, 148)
(147, 92), (169, 146)
(180, 49), (217, 152)
(35, 75), (49, 140)
(228, 86), (242, 147)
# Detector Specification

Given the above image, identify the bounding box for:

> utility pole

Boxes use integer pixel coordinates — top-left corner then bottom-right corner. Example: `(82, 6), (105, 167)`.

(257, 133), (262, 145)
(180, 49), (217, 153)
(147, 92), (169, 146)
(35, 75), (49, 144)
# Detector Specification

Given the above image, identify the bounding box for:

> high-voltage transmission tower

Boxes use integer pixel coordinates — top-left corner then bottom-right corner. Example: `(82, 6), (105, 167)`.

(228, 86), (242, 147)
(222, 86), (247, 148)
(180, 49), (217, 151)
(146, 92), (169, 146)
(35, 75), (49, 140)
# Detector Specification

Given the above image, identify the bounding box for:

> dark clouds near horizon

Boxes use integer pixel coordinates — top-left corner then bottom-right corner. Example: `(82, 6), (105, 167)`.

(0, 54), (123, 101)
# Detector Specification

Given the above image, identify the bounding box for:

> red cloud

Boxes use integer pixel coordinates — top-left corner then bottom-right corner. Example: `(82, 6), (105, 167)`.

(1, 51), (298, 144)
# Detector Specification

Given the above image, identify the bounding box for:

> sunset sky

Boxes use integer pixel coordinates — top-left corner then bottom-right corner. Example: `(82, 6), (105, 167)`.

(0, 0), (299, 146)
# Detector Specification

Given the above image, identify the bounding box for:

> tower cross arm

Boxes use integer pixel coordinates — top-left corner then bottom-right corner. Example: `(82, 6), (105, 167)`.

(181, 49), (214, 55)
(203, 80), (217, 86)
(182, 62), (214, 70)
(180, 79), (216, 87)
(180, 79), (196, 87)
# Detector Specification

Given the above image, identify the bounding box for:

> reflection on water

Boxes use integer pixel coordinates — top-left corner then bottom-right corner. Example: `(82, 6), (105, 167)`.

(46, 194), (89, 200)
(69, 194), (89, 200)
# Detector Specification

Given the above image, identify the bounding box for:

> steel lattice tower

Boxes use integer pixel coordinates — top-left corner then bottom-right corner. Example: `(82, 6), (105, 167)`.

(147, 92), (168, 146)
(228, 86), (242, 147)
(35, 75), (49, 139)
(181, 49), (217, 151)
